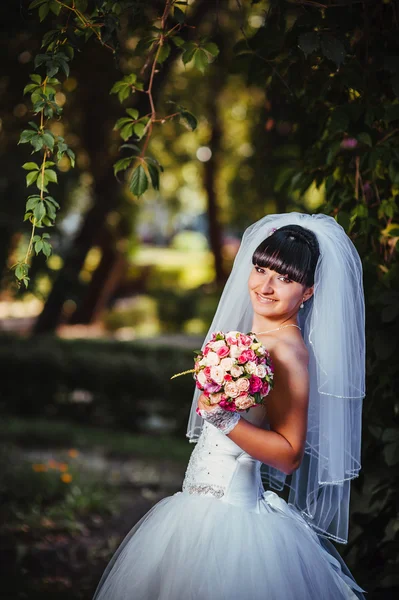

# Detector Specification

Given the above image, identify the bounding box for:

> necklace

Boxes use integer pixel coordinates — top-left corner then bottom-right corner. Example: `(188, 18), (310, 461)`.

(255, 323), (301, 335)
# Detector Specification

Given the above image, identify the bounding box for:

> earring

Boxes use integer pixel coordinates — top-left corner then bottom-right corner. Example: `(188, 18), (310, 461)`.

(300, 298), (305, 309)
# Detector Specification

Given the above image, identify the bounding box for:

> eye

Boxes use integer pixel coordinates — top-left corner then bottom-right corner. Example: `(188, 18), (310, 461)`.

(255, 266), (264, 274)
(279, 276), (292, 283)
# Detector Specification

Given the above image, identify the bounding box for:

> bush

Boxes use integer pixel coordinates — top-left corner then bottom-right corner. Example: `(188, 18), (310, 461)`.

(0, 334), (198, 436)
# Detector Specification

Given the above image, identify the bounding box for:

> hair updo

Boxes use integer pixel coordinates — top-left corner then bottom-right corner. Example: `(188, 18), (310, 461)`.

(251, 224), (320, 288)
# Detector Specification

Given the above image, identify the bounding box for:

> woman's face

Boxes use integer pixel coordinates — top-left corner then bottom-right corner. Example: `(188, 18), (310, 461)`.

(248, 264), (314, 317)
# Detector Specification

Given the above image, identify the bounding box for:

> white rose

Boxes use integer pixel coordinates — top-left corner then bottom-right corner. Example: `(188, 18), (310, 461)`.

(236, 377), (250, 393)
(225, 331), (240, 343)
(256, 364), (266, 378)
(224, 381), (240, 398)
(229, 345), (242, 359)
(244, 361), (257, 375)
(197, 370), (208, 386)
(235, 394), (255, 410)
(211, 340), (227, 351)
(220, 357), (234, 371)
(230, 365), (244, 378)
(198, 357), (207, 367)
(210, 365), (225, 385)
(209, 392), (223, 405)
(206, 351), (220, 366)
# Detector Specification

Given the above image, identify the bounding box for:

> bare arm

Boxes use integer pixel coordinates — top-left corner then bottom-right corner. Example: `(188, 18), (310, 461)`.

(199, 342), (310, 475)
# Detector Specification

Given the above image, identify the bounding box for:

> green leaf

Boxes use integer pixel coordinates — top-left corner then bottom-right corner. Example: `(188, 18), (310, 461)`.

(119, 124), (134, 141)
(66, 148), (75, 167)
(22, 162), (40, 171)
(42, 132), (55, 150)
(42, 241), (52, 257)
(35, 240), (44, 254)
(29, 0), (48, 8)
(174, 6), (185, 23)
(30, 74), (42, 84)
(193, 49), (209, 73)
(133, 122), (146, 139)
(171, 35), (185, 48)
(39, 2), (49, 21)
(23, 83), (40, 95)
(130, 165), (148, 196)
(26, 196), (41, 211)
(44, 169), (58, 183)
(126, 108), (139, 120)
(31, 135), (44, 152)
(26, 171), (39, 187)
(157, 43), (171, 64)
(113, 156), (134, 176)
(18, 130), (36, 144)
(320, 34), (346, 67)
(49, 0), (61, 15)
(182, 42), (197, 65)
(15, 263), (28, 280)
(180, 110), (197, 131)
(298, 32), (319, 58)
(203, 42), (219, 58)
(33, 202), (46, 222)
(357, 132), (372, 147)
(115, 117), (135, 129)
(45, 196), (60, 209)
(147, 162), (160, 190)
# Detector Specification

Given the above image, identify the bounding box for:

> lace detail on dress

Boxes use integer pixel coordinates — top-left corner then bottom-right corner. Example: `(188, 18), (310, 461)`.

(197, 405), (241, 435)
(182, 423), (227, 499)
(186, 483), (225, 498)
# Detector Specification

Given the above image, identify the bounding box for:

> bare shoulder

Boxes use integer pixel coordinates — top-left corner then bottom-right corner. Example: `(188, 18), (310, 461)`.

(270, 337), (309, 372)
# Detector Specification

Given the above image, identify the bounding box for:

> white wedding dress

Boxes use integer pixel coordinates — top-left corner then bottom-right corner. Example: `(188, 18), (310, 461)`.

(93, 407), (366, 600)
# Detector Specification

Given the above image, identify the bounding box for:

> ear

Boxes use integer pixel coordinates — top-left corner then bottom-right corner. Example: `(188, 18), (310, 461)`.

(303, 286), (314, 301)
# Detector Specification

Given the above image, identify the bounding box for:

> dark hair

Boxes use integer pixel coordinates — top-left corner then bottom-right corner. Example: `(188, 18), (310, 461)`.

(251, 224), (320, 287)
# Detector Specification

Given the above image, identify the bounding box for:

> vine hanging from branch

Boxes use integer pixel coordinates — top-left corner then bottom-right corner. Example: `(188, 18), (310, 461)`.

(15, 0), (219, 287)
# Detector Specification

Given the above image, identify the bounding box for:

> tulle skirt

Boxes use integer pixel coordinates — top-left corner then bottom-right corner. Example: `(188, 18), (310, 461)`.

(93, 489), (366, 600)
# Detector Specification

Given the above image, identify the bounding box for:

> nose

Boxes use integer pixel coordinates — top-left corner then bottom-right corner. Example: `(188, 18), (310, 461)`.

(260, 273), (274, 294)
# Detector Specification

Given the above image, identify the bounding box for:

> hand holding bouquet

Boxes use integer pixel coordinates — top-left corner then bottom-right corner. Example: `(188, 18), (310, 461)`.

(171, 330), (274, 414)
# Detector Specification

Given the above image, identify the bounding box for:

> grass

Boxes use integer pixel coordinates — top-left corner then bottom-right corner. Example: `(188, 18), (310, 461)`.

(0, 416), (193, 463)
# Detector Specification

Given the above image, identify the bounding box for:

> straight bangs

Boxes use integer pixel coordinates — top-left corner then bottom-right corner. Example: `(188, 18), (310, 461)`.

(252, 234), (314, 287)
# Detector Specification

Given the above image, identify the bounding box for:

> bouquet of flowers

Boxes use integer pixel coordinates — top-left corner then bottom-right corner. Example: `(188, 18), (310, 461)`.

(171, 330), (274, 412)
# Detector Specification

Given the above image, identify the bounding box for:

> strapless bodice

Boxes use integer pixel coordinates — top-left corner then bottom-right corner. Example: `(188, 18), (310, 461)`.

(181, 408), (267, 512)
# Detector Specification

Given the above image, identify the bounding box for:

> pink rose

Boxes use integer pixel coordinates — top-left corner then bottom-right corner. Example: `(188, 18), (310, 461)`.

(196, 380), (204, 390)
(225, 331), (240, 345)
(237, 349), (256, 364)
(224, 381), (240, 398)
(239, 334), (253, 347)
(249, 375), (263, 393)
(236, 377), (250, 393)
(235, 394), (255, 410)
(219, 398), (237, 411)
(224, 373), (233, 381)
(204, 382), (222, 393)
(204, 366), (211, 378)
(261, 381), (270, 397)
(216, 345), (230, 359)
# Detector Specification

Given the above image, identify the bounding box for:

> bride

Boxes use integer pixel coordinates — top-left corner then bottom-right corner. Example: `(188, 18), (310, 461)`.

(92, 212), (366, 599)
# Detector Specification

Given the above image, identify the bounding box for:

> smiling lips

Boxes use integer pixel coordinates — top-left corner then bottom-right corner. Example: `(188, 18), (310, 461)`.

(255, 293), (277, 303)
